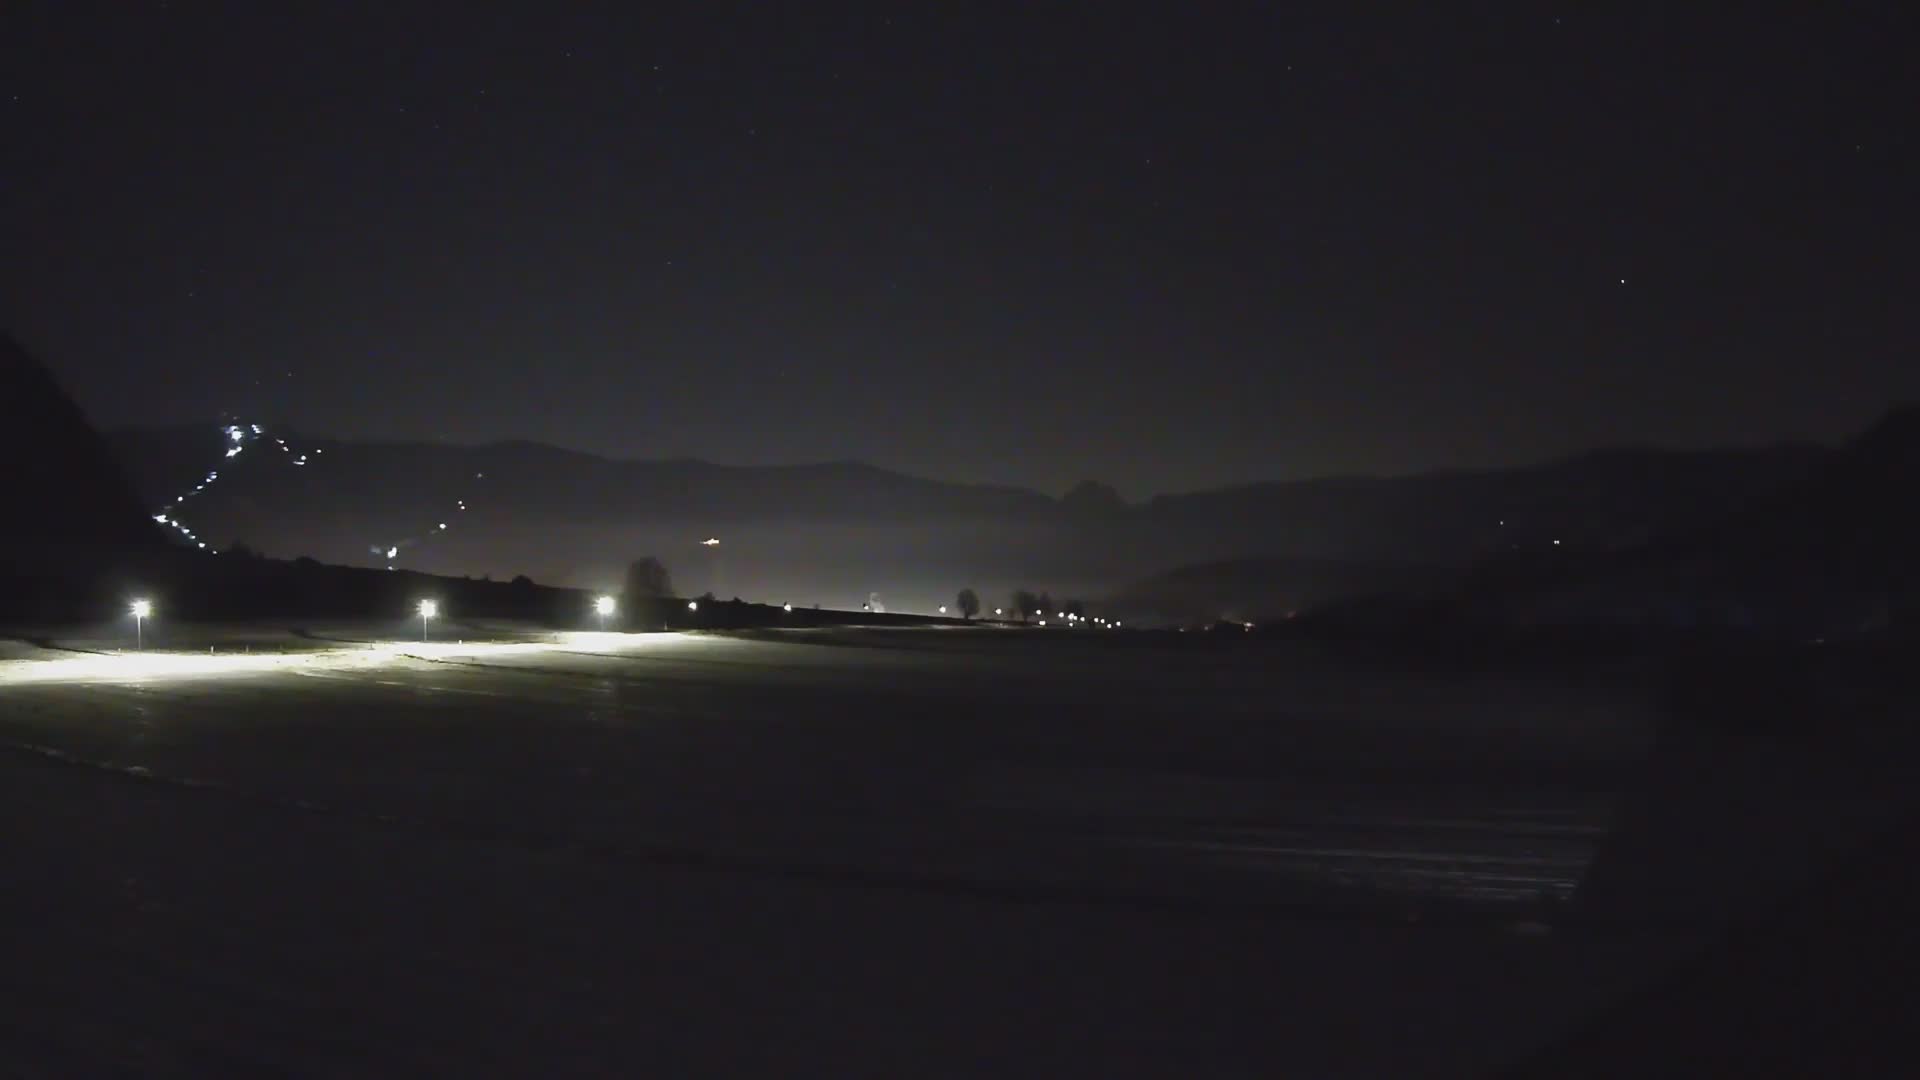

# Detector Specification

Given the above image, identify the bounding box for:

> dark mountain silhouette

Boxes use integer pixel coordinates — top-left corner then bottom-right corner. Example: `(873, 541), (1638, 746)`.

(0, 332), (171, 617)
(108, 426), (1055, 524)
(104, 423), (1828, 612)
(1656, 403), (1920, 635)
(1141, 443), (1826, 563)
(1310, 405), (1920, 642)
(0, 335), (613, 626)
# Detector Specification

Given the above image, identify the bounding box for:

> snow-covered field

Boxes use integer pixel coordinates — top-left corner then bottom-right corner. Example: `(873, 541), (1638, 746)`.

(0, 623), (1741, 1075)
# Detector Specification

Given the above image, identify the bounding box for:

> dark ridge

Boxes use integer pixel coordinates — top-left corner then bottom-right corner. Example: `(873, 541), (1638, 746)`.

(0, 332), (171, 617)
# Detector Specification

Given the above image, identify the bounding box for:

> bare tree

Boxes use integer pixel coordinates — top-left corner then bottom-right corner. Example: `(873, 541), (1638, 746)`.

(956, 587), (980, 620)
(624, 556), (674, 599)
(1010, 589), (1039, 622)
(621, 557), (674, 628)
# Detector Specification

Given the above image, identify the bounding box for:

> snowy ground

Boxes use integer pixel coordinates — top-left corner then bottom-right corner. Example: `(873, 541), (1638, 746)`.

(0, 623), (1786, 1075)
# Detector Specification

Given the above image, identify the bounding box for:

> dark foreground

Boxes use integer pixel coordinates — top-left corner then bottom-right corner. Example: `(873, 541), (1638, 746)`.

(1, 625), (1909, 1075)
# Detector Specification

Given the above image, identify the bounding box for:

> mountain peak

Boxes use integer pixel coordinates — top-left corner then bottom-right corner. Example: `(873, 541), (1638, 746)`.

(1060, 479), (1126, 513)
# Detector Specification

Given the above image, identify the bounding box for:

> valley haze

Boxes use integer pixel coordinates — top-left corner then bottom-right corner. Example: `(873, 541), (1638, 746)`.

(108, 423), (1824, 620)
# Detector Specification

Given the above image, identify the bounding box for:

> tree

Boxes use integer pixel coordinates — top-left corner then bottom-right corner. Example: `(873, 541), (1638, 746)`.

(956, 587), (980, 620)
(619, 557), (676, 629)
(623, 556), (673, 600)
(1062, 598), (1086, 618)
(1038, 592), (1055, 618)
(1010, 589), (1039, 622)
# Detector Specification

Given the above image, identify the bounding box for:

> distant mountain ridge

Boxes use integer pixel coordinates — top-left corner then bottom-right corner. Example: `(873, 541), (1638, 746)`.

(110, 423), (1827, 526)
(1297, 405), (1920, 640)
(104, 422), (1835, 612)
(109, 425), (1056, 523)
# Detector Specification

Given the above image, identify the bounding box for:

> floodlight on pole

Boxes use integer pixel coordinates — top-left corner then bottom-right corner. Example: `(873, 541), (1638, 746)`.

(130, 599), (152, 650)
(418, 598), (438, 641)
(594, 594), (615, 630)
(687, 600), (699, 612)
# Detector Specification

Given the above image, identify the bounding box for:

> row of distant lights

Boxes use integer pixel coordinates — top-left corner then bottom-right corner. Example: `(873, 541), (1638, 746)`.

(122, 593), (790, 639)
(153, 421), (479, 570)
(1036, 612), (1117, 628)
(977, 606), (1120, 628)
(121, 594), (1055, 650)
(152, 423), (320, 552)
(382, 490), (476, 569)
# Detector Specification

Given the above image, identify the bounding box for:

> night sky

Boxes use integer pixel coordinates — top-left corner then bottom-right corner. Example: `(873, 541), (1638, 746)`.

(3, 4), (1914, 497)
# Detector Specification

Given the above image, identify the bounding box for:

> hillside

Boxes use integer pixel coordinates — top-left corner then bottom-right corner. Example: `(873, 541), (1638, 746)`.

(1323, 406), (1920, 642)
(104, 423), (1829, 613)
(0, 335), (597, 625)
(0, 332), (171, 617)
(1142, 444), (1826, 563)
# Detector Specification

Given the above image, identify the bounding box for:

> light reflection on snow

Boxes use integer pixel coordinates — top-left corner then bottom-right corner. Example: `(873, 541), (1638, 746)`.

(0, 632), (704, 686)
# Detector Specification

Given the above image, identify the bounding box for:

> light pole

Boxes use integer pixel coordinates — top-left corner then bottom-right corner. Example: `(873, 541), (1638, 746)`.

(418, 598), (437, 642)
(130, 598), (152, 650)
(594, 594), (615, 631)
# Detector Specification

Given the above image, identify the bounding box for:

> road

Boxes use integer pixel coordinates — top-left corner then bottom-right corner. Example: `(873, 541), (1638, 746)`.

(1, 624), (1693, 1076)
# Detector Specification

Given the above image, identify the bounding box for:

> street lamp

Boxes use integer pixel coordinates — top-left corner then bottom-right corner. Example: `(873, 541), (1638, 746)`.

(130, 598), (152, 650)
(687, 600), (699, 612)
(418, 598), (437, 641)
(594, 594), (615, 631)
(938, 605), (947, 614)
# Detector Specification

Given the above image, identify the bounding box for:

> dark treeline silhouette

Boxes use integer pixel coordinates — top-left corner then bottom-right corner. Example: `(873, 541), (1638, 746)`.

(1005, 589), (1087, 622)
